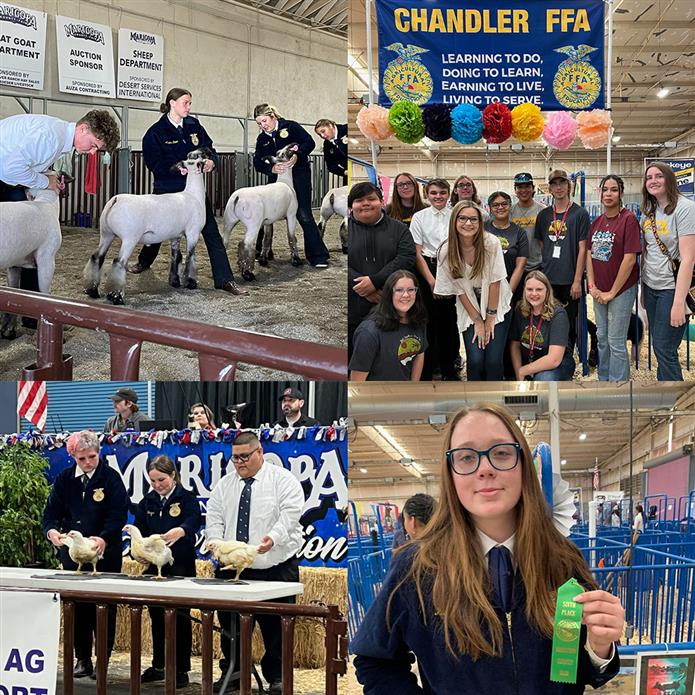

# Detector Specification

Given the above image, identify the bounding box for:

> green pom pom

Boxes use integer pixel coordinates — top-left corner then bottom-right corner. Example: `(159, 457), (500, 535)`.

(388, 101), (425, 144)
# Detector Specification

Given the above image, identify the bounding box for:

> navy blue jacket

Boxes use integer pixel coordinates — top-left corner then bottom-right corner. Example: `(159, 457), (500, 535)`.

(143, 114), (219, 194)
(352, 546), (620, 695)
(132, 483), (201, 576)
(42, 461), (128, 571)
(253, 118), (315, 180)
(323, 123), (347, 181)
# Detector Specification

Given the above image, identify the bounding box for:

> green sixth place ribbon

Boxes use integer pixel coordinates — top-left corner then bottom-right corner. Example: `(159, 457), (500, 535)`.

(550, 578), (584, 684)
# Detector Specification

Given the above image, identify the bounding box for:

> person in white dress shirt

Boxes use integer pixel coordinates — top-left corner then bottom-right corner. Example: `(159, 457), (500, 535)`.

(205, 431), (304, 695)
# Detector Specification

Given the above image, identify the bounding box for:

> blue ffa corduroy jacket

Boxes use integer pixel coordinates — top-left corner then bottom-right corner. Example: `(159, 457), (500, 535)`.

(352, 545), (620, 695)
(323, 123), (348, 181)
(132, 483), (202, 576)
(42, 460), (128, 570)
(142, 114), (219, 194)
(252, 118), (315, 180)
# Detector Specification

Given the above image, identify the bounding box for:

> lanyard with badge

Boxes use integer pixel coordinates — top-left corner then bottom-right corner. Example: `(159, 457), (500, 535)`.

(551, 204), (571, 259)
(528, 314), (543, 361)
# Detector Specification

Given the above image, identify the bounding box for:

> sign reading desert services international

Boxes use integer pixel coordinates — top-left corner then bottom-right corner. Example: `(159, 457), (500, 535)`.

(55, 14), (115, 98)
(375, 0), (605, 111)
(0, 2), (47, 90)
(117, 28), (163, 102)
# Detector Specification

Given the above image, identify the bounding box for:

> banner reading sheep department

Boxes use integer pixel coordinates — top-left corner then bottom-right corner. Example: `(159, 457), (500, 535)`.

(0, 3), (47, 90)
(117, 28), (163, 102)
(375, 0), (605, 111)
(40, 430), (348, 568)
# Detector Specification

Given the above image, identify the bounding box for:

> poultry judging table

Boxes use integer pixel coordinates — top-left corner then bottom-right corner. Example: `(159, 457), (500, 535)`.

(0, 567), (304, 602)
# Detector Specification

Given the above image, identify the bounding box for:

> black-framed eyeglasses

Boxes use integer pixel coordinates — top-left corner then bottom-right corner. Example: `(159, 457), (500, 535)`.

(491, 202), (510, 209)
(446, 442), (521, 475)
(231, 448), (260, 463)
(456, 182), (473, 189)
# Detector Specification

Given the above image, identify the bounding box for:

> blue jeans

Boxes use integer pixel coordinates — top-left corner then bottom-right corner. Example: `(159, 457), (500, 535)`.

(643, 284), (686, 381)
(533, 352), (576, 381)
(461, 311), (510, 381)
(594, 284), (637, 381)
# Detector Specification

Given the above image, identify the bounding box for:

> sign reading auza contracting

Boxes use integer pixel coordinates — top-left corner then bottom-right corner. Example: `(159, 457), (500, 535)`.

(375, 0), (605, 111)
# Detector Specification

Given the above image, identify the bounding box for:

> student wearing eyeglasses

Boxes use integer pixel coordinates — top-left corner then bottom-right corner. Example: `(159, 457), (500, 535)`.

(353, 403), (624, 694)
(386, 172), (427, 227)
(205, 431), (304, 695)
(349, 269), (428, 381)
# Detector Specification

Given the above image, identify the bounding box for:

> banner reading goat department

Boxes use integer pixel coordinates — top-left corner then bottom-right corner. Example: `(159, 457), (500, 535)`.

(375, 0), (605, 111)
(40, 430), (348, 568)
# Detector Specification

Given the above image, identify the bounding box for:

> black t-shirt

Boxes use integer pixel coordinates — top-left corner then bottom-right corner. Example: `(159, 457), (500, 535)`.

(484, 221), (529, 280)
(349, 317), (428, 380)
(510, 305), (570, 365)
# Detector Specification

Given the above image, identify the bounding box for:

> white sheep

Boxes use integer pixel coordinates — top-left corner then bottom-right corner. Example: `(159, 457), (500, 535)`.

(0, 187), (62, 339)
(221, 143), (302, 281)
(83, 148), (210, 305)
(318, 185), (348, 254)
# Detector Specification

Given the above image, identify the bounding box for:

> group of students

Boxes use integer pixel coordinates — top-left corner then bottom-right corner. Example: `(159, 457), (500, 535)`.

(42, 428), (304, 694)
(347, 162), (695, 382)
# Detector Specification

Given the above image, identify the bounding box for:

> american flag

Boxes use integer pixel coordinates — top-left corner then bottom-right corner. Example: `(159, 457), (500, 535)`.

(17, 381), (48, 432)
(593, 458), (600, 491)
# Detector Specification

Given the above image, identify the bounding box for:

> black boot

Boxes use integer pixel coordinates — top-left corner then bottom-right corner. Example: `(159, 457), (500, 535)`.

(74, 658), (93, 678)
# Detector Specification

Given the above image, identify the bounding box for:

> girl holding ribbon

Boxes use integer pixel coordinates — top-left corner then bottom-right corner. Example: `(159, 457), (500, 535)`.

(352, 403), (625, 694)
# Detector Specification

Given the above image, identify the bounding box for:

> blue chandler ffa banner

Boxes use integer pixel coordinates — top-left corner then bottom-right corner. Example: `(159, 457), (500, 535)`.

(375, 0), (605, 111)
(37, 428), (348, 568)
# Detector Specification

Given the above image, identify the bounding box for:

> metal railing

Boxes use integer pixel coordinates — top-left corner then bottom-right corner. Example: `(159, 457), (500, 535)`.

(0, 288), (347, 381)
(3, 587), (347, 695)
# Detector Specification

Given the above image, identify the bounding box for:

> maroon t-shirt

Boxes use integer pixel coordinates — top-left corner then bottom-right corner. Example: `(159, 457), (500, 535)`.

(588, 208), (641, 295)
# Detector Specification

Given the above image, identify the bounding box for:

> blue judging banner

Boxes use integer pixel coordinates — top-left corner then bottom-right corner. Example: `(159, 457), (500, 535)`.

(375, 0), (605, 111)
(38, 428), (348, 568)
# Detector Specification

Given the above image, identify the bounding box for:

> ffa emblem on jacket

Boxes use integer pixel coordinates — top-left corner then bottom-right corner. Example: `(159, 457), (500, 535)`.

(191, 133), (199, 146)
(341, 135), (348, 145)
(93, 488), (105, 502)
(169, 502), (181, 517)
(279, 128), (289, 139)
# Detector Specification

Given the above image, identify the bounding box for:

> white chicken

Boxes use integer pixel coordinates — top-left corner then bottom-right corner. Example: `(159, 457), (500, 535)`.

(207, 540), (258, 581)
(60, 530), (101, 575)
(123, 524), (174, 579)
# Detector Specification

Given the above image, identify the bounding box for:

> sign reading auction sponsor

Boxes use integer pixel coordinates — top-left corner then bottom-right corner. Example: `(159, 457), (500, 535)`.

(375, 0), (605, 111)
(0, 2), (47, 90)
(117, 28), (163, 102)
(645, 157), (695, 197)
(55, 15), (115, 98)
(0, 590), (61, 695)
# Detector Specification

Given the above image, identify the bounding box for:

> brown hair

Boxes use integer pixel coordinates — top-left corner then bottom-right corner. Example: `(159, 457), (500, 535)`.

(253, 103), (281, 120)
(444, 201), (486, 280)
(314, 118), (336, 131)
(147, 455), (180, 484)
(190, 402), (216, 429)
(76, 110), (120, 153)
(425, 178), (451, 194)
(641, 162), (680, 216)
(234, 431), (261, 448)
(517, 270), (559, 321)
(388, 403), (596, 659)
(160, 88), (192, 114)
(450, 175), (482, 206)
(599, 174), (625, 209)
(389, 172), (426, 221)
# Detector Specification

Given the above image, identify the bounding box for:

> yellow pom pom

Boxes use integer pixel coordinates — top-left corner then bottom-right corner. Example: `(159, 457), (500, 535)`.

(511, 103), (545, 142)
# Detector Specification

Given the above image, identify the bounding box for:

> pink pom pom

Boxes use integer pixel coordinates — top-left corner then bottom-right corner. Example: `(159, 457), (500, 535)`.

(543, 112), (577, 150)
(576, 109), (612, 149)
(356, 104), (394, 142)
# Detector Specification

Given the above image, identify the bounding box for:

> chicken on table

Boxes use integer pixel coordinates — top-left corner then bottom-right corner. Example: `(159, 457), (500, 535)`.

(59, 530), (102, 575)
(123, 524), (174, 579)
(207, 539), (258, 581)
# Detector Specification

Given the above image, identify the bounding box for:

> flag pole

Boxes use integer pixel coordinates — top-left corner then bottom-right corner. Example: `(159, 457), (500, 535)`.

(606, 0), (614, 171)
(365, 0), (380, 182)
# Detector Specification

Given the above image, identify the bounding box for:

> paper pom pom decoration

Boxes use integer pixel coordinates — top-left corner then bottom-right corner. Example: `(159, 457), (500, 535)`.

(511, 102), (545, 142)
(482, 103), (512, 143)
(543, 111), (578, 150)
(388, 101), (425, 144)
(422, 104), (452, 141)
(355, 104), (394, 141)
(451, 104), (483, 144)
(576, 109), (612, 149)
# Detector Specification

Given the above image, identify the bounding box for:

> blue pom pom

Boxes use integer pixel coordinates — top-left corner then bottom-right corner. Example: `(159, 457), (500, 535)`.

(451, 104), (483, 145)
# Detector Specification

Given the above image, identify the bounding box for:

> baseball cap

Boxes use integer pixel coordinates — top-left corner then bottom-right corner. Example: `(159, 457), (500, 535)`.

(279, 387), (303, 401)
(513, 172), (534, 185)
(548, 169), (570, 184)
(110, 387), (138, 403)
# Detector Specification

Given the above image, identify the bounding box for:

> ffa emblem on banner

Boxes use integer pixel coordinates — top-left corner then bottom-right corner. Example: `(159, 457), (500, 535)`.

(383, 43), (433, 105)
(169, 502), (181, 517)
(191, 133), (199, 146)
(553, 45), (601, 109)
(93, 488), (105, 502)
(279, 128), (289, 138)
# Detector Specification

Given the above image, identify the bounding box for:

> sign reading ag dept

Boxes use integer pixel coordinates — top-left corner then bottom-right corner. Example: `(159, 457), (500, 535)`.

(375, 0), (605, 111)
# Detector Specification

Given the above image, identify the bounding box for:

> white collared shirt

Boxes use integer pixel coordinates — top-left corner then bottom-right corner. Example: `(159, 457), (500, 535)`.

(74, 468), (94, 481)
(167, 114), (183, 130)
(410, 205), (452, 258)
(205, 459), (304, 569)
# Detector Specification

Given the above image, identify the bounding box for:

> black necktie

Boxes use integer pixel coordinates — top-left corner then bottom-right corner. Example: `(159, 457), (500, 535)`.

(235, 478), (255, 543)
(489, 545), (514, 613)
(80, 473), (89, 496)
(177, 125), (184, 139)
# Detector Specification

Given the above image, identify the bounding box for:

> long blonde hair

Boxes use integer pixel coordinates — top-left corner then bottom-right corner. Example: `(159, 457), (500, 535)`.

(444, 201), (486, 280)
(517, 270), (559, 321)
(388, 403), (595, 660)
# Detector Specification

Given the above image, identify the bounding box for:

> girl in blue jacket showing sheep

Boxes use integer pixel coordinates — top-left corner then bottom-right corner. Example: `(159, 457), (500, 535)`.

(352, 403), (625, 695)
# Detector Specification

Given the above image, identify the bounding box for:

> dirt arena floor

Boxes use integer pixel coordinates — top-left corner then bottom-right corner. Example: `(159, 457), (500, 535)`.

(0, 216), (346, 380)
